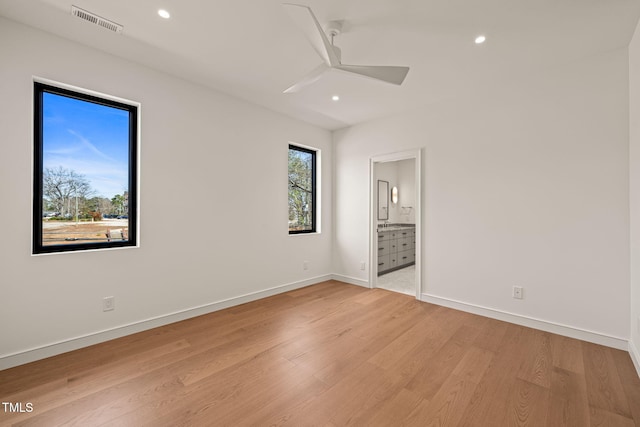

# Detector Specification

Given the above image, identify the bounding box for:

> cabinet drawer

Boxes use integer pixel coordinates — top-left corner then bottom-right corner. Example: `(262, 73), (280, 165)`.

(380, 231), (397, 239)
(378, 242), (391, 256)
(389, 254), (399, 269)
(398, 236), (413, 251)
(398, 229), (412, 239)
(397, 249), (413, 266)
(377, 254), (390, 272)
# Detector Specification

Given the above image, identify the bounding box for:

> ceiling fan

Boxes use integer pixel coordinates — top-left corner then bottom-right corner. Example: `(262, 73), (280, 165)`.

(282, 3), (410, 93)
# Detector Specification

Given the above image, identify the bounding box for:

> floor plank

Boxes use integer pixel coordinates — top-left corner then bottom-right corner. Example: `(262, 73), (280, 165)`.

(582, 341), (633, 418)
(456, 323), (532, 427)
(502, 379), (550, 426)
(517, 329), (552, 388)
(550, 334), (585, 375)
(0, 281), (639, 426)
(611, 349), (640, 423)
(546, 367), (589, 427)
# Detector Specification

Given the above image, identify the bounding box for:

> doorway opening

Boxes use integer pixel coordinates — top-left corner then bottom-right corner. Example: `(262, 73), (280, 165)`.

(369, 149), (421, 299)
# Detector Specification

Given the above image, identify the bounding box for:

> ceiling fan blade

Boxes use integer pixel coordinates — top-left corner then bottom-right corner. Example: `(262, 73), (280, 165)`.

(335, 65), (410, 85)
(283, 63), (330, 93)
(283, 3), (340, 67)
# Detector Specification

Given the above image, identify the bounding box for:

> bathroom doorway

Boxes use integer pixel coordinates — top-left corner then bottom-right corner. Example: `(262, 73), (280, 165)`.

(369, 149), (421, 299)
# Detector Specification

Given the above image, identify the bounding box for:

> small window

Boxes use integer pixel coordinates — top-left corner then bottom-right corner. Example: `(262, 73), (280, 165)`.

(33, 81), (138, 254)
(288, 144), (317, 234)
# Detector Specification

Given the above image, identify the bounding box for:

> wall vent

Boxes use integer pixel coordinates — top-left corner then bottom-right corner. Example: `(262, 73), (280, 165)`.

(71, 5), (123, 34)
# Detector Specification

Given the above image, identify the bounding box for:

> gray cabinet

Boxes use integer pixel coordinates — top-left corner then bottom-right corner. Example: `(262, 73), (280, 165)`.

(377, 227), (415, 275)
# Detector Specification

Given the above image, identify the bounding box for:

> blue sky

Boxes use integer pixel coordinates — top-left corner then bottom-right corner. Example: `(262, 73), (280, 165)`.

(43, 92), (130, 198)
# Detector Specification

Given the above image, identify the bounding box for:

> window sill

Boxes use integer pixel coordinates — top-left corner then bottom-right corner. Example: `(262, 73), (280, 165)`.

(289, 231), (321, 237)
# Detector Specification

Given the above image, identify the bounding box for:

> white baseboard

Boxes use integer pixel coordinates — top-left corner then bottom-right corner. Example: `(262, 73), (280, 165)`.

(331, 274), (370, 288)
(630, 339), (640, 378)
(3, 278), (634, 372)
(421, 293), (629, 351)
(0, 274), (332, 371)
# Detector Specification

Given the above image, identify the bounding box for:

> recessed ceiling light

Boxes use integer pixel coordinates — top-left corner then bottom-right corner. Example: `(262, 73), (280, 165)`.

(158, 9), (170, 19)
(475, 35), (486, 44)
(332, 95), (340, 101)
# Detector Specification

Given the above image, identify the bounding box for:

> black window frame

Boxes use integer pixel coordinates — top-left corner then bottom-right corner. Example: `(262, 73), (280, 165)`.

(288, 144), (317, 234)
(33, 81), (138, 254)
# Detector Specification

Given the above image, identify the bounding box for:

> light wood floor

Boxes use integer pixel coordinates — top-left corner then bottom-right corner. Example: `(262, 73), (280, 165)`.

(1, 281), (639, 426)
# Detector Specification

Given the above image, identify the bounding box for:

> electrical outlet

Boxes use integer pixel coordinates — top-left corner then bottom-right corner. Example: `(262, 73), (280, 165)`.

(360, 262), (366, 270)
(103, 296), (115, 312)
(513, 286), (523, 300)
(303, 261), (309, 271)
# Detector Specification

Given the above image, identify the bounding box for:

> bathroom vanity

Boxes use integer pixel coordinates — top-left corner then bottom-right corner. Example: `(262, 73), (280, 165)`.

(377, 225), (415, 275)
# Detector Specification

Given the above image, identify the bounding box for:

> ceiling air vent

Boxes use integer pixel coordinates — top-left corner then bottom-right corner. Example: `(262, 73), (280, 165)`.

(71, 5), (123, 34)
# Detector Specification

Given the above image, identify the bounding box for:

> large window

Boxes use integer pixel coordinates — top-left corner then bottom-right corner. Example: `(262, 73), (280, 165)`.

(288, 144), (317, 234)
(33, 81), (138, 254)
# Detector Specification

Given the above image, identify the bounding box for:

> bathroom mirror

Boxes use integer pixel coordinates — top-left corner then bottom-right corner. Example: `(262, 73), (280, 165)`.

(378, 180), (389, 220)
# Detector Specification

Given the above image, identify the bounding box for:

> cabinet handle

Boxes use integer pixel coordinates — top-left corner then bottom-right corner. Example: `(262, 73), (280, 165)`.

(403, 243), (407, 246)
(378, 262), (384, 266)
(379, 247), (384, 250)
(402, 256), (408, 260)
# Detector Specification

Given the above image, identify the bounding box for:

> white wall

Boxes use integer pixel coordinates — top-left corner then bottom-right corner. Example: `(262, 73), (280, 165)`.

(334, 48), (630, 347)
(397, 159), (416, 224)
(0, 18), (332, 369)
(374, 160), (415, 225)
(630, 18), (640, 368)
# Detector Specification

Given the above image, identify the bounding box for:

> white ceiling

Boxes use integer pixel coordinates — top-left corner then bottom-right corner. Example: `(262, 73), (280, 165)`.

(1, 0), (639, 130)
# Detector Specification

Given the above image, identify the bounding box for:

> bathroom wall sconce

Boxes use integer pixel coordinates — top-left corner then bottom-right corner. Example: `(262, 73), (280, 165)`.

(391, 186), (398, 204)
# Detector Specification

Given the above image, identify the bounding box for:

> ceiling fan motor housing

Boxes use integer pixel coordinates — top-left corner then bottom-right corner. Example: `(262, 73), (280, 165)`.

(327, 20), (343, 62)
(326, 20), (342, 37)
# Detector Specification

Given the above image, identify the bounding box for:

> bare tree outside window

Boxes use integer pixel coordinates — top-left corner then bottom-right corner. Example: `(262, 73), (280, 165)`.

(288, 144), (316, 234)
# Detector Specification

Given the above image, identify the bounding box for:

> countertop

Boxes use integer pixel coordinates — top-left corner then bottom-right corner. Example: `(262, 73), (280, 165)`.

(377, 224), (415, 232)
